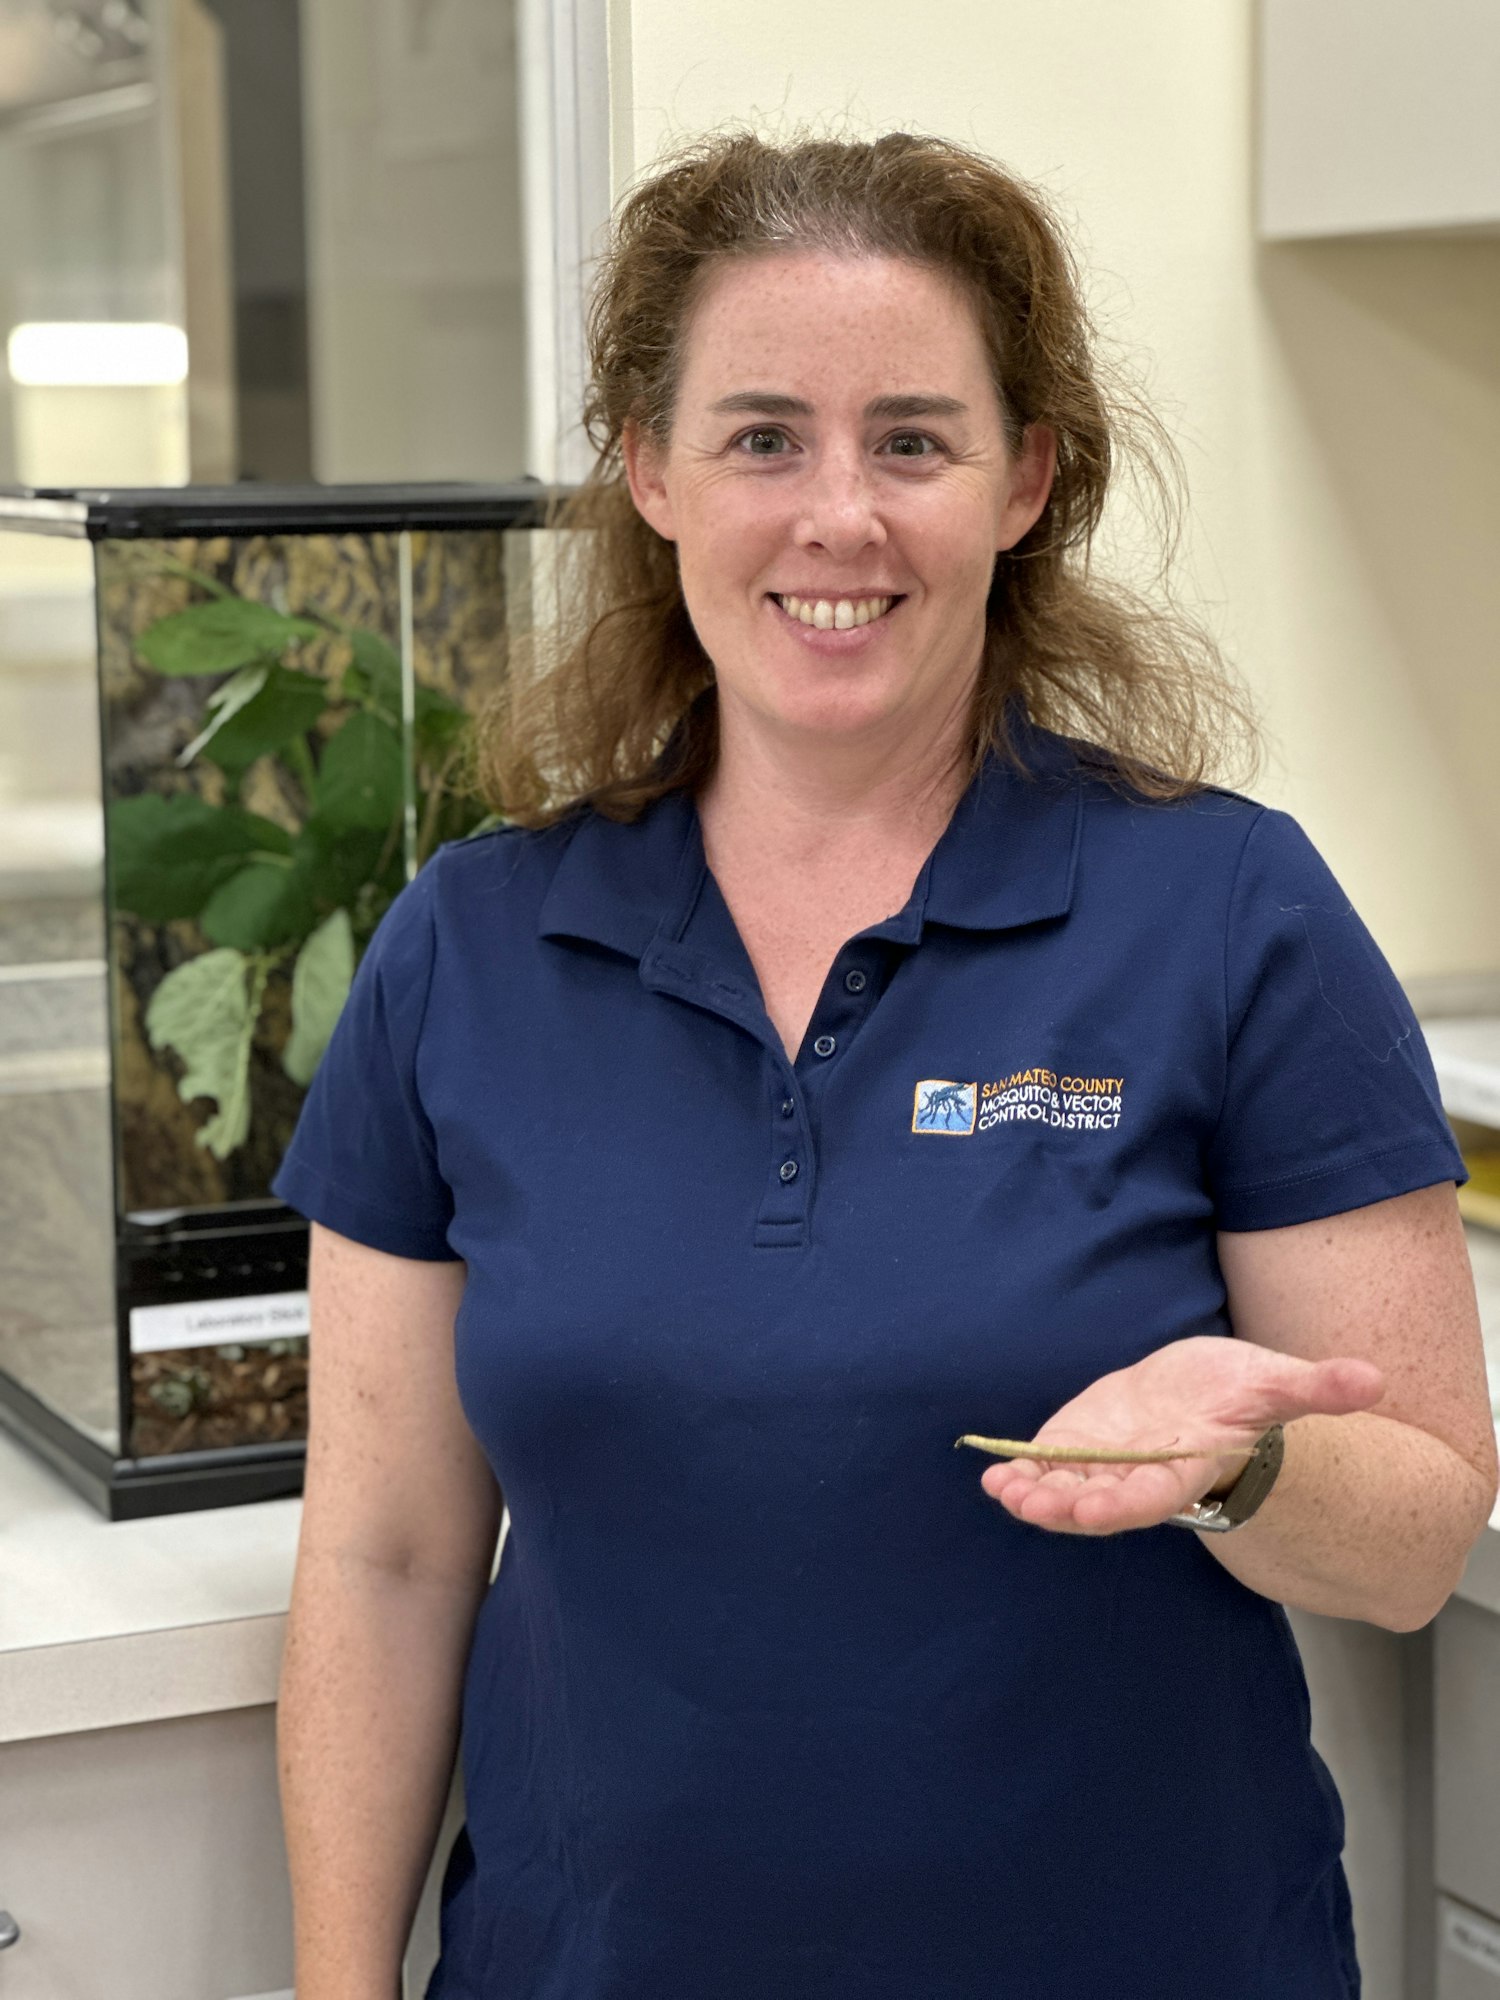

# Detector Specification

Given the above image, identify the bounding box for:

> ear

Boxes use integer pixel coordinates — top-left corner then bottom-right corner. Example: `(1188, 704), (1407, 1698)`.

(997, 422), (1058, 552)
(621, 416), (678, 543)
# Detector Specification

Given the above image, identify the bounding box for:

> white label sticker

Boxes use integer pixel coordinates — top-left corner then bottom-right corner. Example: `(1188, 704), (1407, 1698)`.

(1443, 1897), (1500, 1979)
(129, 1290), (310, 1355)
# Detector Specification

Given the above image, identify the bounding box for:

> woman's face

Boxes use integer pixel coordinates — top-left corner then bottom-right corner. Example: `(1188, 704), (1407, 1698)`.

(623, 249), (1055, 761)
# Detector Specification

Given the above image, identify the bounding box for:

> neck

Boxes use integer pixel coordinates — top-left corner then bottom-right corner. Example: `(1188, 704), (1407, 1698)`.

(698, 692), (976, 866)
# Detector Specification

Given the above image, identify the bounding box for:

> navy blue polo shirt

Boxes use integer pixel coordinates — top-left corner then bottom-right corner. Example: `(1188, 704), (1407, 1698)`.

(274, 710), (1464, 2000)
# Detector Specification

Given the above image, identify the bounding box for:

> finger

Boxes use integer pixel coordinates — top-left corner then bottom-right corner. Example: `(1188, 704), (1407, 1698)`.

(981, 1456), (1046, 1491)
(1011, 1476), (1124, 1536)
(1189, 1352), (1387, 1439)
(993, 1466), (1104, 1532)
(987, 1462), (1185, 1536)
(1309, 1355), (1386, 1411)
(1255, 1354), (1386, 1426)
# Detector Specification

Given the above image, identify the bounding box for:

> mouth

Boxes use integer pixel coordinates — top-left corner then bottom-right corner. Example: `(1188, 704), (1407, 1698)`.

(767, 592), (906, 631)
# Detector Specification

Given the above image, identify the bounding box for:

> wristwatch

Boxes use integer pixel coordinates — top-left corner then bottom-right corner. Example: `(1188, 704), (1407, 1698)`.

(1165, 1424), (1285, 1533)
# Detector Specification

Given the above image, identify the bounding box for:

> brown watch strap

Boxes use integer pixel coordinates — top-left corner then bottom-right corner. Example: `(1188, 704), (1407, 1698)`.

(1168, 1423), (1286, 1533)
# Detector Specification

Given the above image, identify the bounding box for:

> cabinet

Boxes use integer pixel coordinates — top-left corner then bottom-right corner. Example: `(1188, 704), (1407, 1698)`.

(1438, 1894), (1500, 1997)
(1424, 1004), (1500, 1996)
(1435, 1597), (1500, 1995)
(0, 1709), (293, 2000)
(0, 1704), (461, 1999)
(0, 1426), (463, 1998)
(1259, 0), (1500, 238)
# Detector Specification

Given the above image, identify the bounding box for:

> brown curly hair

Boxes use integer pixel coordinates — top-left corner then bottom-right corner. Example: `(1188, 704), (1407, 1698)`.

(474, 125), (1260, 825)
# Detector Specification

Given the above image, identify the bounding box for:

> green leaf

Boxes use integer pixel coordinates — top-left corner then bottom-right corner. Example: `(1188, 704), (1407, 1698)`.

(316, 710), (404, 831)
(346, 627), (403, 694)
(199, 664), (331, 774)
(283, 909), (355, 1086)
(294, 813), (390, 911)
(108, 793), (294, 923)
(415, 701), (469, 768)
(177, 663), (270, 766)
(144, 948), (265, 1159)
(200, 858), (317, 951)
(341, 626), (467, 758)
(136, 598), (320, 677)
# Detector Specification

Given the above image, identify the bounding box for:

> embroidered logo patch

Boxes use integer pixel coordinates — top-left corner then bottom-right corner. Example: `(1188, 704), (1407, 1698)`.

(912, 1068), (1126, 1135)
(912, 1079), (977, 1134)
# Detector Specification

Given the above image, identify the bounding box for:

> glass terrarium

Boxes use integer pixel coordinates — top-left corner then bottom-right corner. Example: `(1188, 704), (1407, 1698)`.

(0, 482), (557, 1516)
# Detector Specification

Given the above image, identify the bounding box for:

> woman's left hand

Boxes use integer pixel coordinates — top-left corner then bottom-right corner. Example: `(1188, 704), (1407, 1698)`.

(979, 1335), (1386, 1535)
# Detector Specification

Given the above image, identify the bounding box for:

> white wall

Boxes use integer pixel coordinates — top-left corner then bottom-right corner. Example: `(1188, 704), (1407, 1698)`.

(607, 0), (1500, 982)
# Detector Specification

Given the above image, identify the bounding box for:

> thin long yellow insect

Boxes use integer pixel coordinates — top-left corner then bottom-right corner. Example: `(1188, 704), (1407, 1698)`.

(955, 1434), (1259, 1465)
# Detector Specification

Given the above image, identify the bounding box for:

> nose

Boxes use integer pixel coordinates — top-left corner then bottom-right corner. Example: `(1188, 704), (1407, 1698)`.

(792, 442), (887, 560)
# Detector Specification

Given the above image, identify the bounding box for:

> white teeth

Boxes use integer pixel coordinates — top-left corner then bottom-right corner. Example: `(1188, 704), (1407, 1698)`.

(778, 594), (894, 628)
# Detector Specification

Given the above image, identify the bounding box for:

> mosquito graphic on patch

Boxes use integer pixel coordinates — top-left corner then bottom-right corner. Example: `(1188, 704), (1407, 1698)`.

(912, 1079), (978, 1134)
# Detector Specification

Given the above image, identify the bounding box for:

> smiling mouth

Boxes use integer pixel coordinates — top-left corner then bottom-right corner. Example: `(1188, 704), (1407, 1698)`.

(769, 592), (905, 630)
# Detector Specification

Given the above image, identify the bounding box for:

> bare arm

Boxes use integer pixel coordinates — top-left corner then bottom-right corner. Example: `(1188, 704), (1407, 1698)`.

(979, 1185), (1496, 1629)
(1211, 1183), (1499, 1629)
(278, 1222), (502, 1999)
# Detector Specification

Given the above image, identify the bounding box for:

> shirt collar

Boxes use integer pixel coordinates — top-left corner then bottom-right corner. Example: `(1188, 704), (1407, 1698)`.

(920, 709), (1083, 932)
(537, 703), (1083, 960)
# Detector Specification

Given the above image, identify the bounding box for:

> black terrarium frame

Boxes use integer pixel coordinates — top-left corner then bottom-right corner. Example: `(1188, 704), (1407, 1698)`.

(0, 484), (556, 1517)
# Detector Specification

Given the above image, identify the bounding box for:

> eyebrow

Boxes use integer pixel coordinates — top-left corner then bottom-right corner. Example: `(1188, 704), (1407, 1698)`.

(707, 391), (969, 421)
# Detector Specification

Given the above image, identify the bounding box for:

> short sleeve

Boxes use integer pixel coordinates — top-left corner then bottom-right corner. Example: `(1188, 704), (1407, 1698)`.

(1206, 807), (1467, 1230)
(271, 859), (458, 1260)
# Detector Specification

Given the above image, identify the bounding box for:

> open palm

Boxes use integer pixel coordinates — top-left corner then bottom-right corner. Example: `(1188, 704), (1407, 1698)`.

(979, 1334), (1385, 1535)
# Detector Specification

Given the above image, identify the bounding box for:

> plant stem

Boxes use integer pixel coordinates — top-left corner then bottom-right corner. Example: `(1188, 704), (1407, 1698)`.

(372, 808), (405, 885)
(148, 551), (236, 599)
(284, 734), (318, 806)
(416, 739), (467, 863)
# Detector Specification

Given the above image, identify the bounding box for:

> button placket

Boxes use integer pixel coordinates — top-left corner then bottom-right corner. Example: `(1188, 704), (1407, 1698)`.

(795, 954), (877, 1078)
(753, 1048), (814, 1247)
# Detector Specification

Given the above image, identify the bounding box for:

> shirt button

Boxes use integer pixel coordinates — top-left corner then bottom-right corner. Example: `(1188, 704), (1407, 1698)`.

(813, 1034), (836, 1058)
(780, 1097), (796, 1117)
(843, 968), (867, 994)
(779, 1159), (800, 1183)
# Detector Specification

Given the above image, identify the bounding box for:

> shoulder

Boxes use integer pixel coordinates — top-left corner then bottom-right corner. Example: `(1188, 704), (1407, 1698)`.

(1023, 718), (1283, 869)
(1016, 721), (1358, 929)
(421, 813), (588, 921)
(349, 818), (585, 998)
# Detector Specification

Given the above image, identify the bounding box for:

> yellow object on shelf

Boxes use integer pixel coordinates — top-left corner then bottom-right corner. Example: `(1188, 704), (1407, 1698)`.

(1457, 1150), (1500, 1233)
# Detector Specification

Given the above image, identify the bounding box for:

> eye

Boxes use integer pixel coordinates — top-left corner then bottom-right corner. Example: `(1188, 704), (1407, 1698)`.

(883, 431), (943, 459)
(734, 426), (793, 456)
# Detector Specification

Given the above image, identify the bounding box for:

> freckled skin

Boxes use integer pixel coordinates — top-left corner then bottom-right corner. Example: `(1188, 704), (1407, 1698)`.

(622, 250), (1056, 778)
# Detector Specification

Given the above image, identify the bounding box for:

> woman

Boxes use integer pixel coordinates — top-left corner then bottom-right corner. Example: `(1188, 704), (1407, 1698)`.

(273, 130), (1498, 1999)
